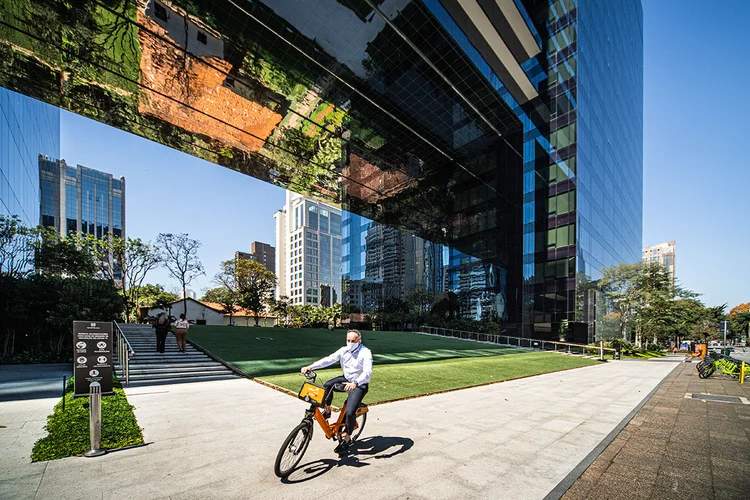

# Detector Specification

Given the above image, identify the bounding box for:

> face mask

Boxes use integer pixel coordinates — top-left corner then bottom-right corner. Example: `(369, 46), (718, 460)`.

(347, 342), (359, 352)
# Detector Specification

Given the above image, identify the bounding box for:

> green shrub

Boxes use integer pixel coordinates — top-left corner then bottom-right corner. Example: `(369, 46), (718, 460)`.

(31, 377), (144, 462)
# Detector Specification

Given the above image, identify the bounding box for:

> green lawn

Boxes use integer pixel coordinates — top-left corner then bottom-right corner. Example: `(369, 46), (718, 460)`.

(262, 352), (600, 404)
(188, 326), (524, 377)
(189, 326), (600, 404)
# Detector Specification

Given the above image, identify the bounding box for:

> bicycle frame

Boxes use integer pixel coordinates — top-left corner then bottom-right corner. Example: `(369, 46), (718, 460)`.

(304, 401), (365, 439)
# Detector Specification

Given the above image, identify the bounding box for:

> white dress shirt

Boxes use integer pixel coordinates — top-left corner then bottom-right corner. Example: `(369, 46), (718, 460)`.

(309, 344), (373, 386)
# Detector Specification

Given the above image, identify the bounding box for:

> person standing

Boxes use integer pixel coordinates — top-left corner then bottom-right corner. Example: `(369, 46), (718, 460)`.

(174, 314), (189, 353)
(152, 313), (171, 354)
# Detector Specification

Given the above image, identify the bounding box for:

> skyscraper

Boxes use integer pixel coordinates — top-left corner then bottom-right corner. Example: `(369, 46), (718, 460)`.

(643, 241), (676, 282)
(342, 212), (443, 312)
(0, 0), (644, 337)
(235, 242), (275, 274)
(275, 190), (341, 306)
(251, 241), (275, 274)
(0, 88), (60, 226)
(38, 158), (125, 240)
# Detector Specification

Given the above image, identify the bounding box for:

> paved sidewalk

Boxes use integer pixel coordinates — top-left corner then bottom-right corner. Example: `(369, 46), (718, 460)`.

(562, 361), (750, 499)
(0, 359), (681, 499)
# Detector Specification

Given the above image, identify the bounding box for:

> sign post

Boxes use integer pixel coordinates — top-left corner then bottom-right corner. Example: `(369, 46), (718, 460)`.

(73, 321), (114, 397)
(720, 319), (729, 351)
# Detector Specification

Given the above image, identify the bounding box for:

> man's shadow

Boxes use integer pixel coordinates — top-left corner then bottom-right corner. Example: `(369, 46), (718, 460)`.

(281, 436), (414, 484)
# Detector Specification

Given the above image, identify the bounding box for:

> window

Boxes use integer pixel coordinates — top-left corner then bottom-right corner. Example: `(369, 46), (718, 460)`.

(197, 31), (207, 45)
(154, 3), (168, 21)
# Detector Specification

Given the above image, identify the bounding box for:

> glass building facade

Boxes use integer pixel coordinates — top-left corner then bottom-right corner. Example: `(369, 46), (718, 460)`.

(275, 191), (342, 305)
(38, 159), (126, 240)
(342, 211), (444, 312)
(0, 88), (60, 226)
(0, 0), (643, 337)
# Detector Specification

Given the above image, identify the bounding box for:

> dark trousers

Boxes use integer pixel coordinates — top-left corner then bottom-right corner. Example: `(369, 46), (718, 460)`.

(323, 375), (369, 436)
(156, 330), (168, 353)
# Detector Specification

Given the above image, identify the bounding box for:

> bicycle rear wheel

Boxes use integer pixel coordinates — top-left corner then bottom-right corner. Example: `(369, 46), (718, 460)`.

(274, 421), (313, 478)
(337, 410), (367, 443)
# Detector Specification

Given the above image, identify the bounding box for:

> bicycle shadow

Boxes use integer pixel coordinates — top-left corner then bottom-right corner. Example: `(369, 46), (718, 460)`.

(281, 435), (414, 484)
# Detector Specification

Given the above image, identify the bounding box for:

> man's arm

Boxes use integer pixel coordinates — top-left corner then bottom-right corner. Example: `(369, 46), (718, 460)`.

(307, 347), (344, 371)
(354, 349), (373, 386)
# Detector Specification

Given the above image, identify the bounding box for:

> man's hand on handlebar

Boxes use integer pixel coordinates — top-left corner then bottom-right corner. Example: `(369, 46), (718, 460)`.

(301, 366), (311, 374)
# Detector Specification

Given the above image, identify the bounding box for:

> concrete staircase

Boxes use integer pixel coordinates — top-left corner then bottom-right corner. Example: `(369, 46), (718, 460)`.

(115, 324), (238, 386)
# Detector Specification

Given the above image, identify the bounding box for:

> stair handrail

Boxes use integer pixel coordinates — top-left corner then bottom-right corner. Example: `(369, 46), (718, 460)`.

(113, 321), (135, 385)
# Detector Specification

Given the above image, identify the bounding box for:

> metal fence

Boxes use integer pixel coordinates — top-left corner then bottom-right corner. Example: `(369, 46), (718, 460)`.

(418, 326), (617, 360)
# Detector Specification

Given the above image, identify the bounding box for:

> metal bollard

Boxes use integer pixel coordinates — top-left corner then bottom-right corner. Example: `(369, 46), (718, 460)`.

(84, 382), (106, 457)
(600, 341), (604, 361)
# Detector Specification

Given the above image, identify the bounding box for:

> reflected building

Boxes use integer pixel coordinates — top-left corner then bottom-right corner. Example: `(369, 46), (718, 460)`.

(0, 89), (60, 226)
(38, 158), (125, 240)
(275, 190), (341, 306)
(342, 211), (443, 312)
(0, 0), (643, 337)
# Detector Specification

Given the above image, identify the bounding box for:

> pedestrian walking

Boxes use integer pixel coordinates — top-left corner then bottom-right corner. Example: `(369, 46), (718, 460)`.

(174, 314), (189, 353)
(152, 312), (171, 354)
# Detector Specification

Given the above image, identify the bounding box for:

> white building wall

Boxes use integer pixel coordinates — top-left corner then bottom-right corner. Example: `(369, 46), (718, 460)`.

(276, 190), (342, 306)
(148, 299), (224, 325)
(146, 0), (224, 59)
(274, 207), (288, 299)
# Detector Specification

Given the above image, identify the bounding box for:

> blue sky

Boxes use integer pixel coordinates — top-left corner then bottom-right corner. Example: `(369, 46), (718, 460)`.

(61, 112), (285, 296)
(59, 0), (749, 309)
(642, 0), (749, 309)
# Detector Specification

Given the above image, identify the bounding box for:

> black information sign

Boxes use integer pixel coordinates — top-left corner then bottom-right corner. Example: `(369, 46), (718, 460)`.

(73, 321), (114, 397)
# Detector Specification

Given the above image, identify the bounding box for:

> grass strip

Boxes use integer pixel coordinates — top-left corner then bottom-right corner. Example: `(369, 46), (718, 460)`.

(31, 377), (144, 462)
(188, 326), (520, 377)
(259, 351), (600, 405)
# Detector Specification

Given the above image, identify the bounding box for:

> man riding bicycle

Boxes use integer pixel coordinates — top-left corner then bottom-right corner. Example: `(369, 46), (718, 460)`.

(301, 329), (372, 454)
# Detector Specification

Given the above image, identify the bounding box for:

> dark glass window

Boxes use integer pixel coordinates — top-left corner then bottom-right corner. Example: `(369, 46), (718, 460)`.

(197, 31), (207, 45)
(154, 3), (168, 22)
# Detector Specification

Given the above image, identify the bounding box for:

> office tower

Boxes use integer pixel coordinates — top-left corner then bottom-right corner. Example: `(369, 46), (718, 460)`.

(0, 88), (60, 226)
(38, 158), (125, 240)
(251, 241), (275, 274)
(275, 190), (341, 305)
(1, 0), (644, 337)
(643, 241), (676, 282)
(343, 212), (443, 312)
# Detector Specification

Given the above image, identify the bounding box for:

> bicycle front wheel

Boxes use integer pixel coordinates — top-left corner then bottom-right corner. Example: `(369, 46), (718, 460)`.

(274, 421), (313, 478)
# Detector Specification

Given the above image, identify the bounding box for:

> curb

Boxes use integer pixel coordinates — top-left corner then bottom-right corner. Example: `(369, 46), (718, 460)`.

(543, 360), (683, 500)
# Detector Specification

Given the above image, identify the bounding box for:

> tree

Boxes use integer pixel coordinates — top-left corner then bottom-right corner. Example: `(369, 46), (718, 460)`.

(89, 235), (161, 322)
(269, 295), (291, 327)
(34, 228), (97, 277)
(134, 284), (179, 317)
(729, 303), (750, 337)
(157, 233), (204, 316)
(215, 259), (277, 327)
(0, 215), (36, 278)
(330, 302), (343, 328)
(202, 286), (239, 325)
(599, 262), (644, 342)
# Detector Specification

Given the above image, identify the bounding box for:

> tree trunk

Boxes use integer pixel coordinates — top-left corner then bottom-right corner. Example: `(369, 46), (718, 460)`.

(254, 314), (260, 327)
(183, 284), (187, 316)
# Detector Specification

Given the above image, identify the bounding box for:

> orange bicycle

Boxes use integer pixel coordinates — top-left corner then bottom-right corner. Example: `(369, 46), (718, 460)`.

(274, 370), (368, 478)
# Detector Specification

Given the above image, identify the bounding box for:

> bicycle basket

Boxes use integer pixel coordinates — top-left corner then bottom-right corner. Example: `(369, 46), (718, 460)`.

(298, 382), (326, 406)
